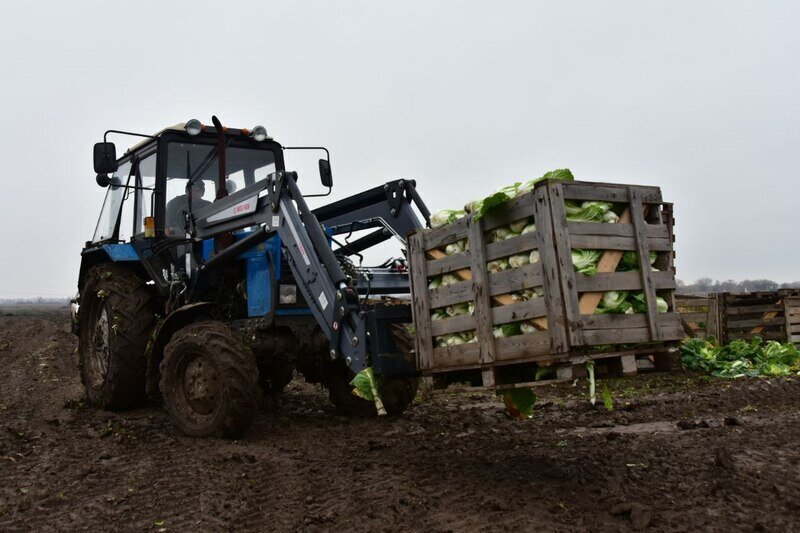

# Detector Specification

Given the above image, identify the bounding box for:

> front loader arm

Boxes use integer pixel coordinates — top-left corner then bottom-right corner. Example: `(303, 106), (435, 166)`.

(194, 171), (369, 373)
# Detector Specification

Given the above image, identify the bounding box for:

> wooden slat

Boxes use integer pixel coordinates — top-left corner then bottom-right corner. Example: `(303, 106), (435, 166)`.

(547, 181), (585, 345)
(583, 322), (684, 345)
(432, 343), (480, 368)
(494, 331), (552, 361)
(532, 185), (569, 354)
(561, 181), (663, 204)
(707, 296), (721, 340)
(582, 312), (681, 331)
(575, 270), (676, 292)
(568, 234), (672, 251)
(566, 221), (669, 239)
(678, 312), (709, 323)
(493, 298), (548, 324)
(428, 278), (473, 309)
(728, 331), (785, 341)
(430, 314), (476, 337)
(467, 218), (496, 372)
(676, 298), (711, 308)
(423, 217), (469, 250)
(408, 232), (435, 370)
(629, 187), (660, 340)
(488, 263), (543, 297)
(726, 304), (783, 315)
(728, 317), (785, 329)
(481, 193), (536, 232)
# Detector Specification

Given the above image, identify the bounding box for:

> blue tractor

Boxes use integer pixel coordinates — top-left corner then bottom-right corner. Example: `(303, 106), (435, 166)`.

(74, 116), (431, 437)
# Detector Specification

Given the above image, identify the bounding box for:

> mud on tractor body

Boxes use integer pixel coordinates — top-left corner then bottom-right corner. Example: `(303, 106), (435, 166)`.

(74, 117), (429, 437)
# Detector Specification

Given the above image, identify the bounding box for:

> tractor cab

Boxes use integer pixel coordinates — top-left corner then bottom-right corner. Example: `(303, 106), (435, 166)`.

(82, 120), (332, 300)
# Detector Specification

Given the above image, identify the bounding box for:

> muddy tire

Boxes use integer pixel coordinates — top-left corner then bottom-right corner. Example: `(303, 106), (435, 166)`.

(78, 264), (155, 411)
(324, 360), (418, 417)
(160, 321), (259, 438)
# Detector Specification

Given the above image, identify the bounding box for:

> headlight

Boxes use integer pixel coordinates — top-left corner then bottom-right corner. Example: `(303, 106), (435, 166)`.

(251, 125), (268, 142)
(185, 119), (204, 136)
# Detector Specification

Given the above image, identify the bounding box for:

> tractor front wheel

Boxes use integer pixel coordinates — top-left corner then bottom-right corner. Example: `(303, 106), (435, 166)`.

(160, 321), (259, 438)
(78, 265), (155, 410)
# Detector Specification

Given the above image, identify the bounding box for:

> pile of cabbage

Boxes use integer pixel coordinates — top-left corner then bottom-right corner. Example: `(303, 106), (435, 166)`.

(681, 337), (800, 378)
(427, 169), (667, 348)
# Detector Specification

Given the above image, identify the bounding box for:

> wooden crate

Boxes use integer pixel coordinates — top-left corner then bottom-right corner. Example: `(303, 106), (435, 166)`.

(785, 296), (800, 348)
(676, 294), (721, 339)
(720, 289), (800, 343)
(408, 179), (684, 390)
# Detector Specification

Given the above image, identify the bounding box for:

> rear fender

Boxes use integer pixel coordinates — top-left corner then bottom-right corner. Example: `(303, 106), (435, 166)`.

(145, 302), (215, 396)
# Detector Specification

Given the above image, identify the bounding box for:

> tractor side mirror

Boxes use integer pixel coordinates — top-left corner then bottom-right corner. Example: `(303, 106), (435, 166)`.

(318, 159), (333, 188)
(93, 142), (118, 174)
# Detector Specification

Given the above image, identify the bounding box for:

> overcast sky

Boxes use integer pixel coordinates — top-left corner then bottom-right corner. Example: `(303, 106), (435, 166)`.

(0, 0), (797, 297)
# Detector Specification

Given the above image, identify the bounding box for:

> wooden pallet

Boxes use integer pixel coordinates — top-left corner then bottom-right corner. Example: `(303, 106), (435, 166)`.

(785, 296), (800, 347)
(720, 289), (800, 343)
(676, 294), (721, 339)
(426, 344), (681, 392)
(409, 179), (683, 390)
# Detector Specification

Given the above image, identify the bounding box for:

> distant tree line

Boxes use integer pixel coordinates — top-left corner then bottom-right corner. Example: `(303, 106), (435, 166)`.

(677, 278), (800, 295)
(0, 297), (70, 305)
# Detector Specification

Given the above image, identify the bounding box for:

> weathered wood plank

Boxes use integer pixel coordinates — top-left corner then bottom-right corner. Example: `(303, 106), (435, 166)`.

(481, 193), (536, 232)
(430, 314), (476, 337)
(726, 304), (784, 315)
(408, 232), (435, 370)
(547, 181), (585, 346)
(629, 187), (660, 340)
(728, 317), (786, 329)
(493, 298), (548, 324)
(561, 181), (663, 204)
(678, 312), (709, 323)
(423, 217), (469, 250)
(568, 234), (672, 251)
(532, 185), (569, 354)
(582, 312), (681, 330)
(468, 218), (497, 366)
(583, 323), (684, 345)
(494, 331), (552, 361)
(574, 270), (676, 292)
(567, 221), (669, 239)
(728, 331), (785, 341)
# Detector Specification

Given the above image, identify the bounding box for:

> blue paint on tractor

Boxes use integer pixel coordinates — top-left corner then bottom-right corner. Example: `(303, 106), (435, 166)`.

(102, 243), (140, 261)
(202, 232), (287, 318)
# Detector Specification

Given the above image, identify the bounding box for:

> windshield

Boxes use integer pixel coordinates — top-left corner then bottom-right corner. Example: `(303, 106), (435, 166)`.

(164, 142), (276, 236)
(92, 160), (132, 243)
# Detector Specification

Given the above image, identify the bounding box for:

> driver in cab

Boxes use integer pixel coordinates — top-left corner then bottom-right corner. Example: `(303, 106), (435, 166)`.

(165, 180), (211, 236)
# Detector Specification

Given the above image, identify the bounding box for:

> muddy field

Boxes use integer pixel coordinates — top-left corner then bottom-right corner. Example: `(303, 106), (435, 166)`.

(1, 311), (799, 531)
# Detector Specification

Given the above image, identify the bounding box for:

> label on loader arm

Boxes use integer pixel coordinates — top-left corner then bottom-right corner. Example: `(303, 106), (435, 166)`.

(284, 214), (311, 266)
(319, 292), (329, 311)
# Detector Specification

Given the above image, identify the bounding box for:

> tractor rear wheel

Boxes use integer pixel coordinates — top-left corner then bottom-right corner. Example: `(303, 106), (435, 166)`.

(324, 360), (418, 417)
(78, 265), (155, 410)
(160, 321), (259, 438)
